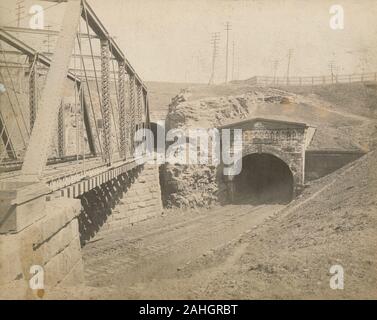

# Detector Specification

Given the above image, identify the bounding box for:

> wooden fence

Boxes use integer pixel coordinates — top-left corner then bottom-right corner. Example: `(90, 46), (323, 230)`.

(247, 72), (377, 87)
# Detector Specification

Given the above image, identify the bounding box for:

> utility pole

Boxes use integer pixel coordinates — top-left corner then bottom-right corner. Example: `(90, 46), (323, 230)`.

(237, 54), (240, 80)
(286, 49), (293, 85)
(232, 41), (235, 81)
(44, 25), (52, 54)
(209, 32), (220, 85)
(272, 59), (279, 85)
(328, 60), (335, 83)
(359, 48), (369, 74)
(15, 0), (25, 27)
(225, 21), (232, 83)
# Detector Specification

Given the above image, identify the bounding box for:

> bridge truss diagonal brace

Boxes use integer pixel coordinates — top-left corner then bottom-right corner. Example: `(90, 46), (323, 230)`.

(21, 0), (82, 179)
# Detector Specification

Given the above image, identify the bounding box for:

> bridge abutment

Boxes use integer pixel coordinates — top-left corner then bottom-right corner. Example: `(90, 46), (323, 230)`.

(79, 164), (163, 243)
(0, 163), (163, 296)
(0, 195), (83, 296)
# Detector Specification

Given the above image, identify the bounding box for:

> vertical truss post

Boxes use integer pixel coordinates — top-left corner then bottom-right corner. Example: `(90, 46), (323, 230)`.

(136, 82), (142, 125)
(141, 88), (150, 156)
(135, 82), (142, 151)
(129, 74), (136, 156)
(125, 74), (131, 158)
(118, 60), (127, 159)
(100, 38), (111, 165)
(21, 0), (82, 178)
(29, 54), (37, 132)
(57, 101), (65, 158)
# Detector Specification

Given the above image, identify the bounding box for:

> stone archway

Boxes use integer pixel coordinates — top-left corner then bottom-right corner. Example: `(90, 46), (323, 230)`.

(242, 143), (304, 194)
(233, 152), (294, 204)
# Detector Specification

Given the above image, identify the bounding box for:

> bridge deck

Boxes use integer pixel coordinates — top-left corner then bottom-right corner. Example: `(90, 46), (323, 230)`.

(0, 156), (142, 202)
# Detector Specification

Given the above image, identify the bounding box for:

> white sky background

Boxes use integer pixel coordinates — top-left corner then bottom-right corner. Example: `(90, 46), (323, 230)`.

(1, 0), (377, 83)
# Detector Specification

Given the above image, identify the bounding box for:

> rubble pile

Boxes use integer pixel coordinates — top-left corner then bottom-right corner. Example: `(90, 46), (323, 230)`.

(160, 164), (227, 208)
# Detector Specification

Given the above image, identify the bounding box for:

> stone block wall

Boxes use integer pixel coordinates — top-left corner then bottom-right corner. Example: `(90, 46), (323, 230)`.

(103, 164), (163, 231)
(78, 164), (163, 242)
(0, 197), (83, 298)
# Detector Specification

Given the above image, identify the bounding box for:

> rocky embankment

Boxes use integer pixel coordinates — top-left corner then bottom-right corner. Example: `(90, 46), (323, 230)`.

(161, 85), (373, 209)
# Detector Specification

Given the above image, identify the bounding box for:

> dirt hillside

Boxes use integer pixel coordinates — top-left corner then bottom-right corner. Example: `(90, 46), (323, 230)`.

(166, 84), (376, 151)
(171, 151), (377, 299)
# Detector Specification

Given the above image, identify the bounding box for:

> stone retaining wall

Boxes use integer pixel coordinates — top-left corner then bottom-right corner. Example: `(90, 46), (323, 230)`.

(0, 197), (83, 298)
(103, 164), (163, 231)
(78, 164), (163, 242)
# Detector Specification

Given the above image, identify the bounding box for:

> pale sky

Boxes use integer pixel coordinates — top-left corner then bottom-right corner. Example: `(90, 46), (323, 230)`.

(1, 0), (377, 83)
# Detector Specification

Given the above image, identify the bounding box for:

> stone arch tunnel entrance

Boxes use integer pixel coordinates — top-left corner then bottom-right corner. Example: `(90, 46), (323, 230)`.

(219, 117), (316, 204)
(233, 153), (294, 204)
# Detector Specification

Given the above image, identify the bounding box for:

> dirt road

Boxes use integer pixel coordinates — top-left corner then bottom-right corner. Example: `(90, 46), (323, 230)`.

(82, 203), (284, 297)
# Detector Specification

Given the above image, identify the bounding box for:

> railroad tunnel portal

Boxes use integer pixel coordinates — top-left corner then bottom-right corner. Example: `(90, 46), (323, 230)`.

(234, 153), (294, 204)
(221, 117), (316, 204)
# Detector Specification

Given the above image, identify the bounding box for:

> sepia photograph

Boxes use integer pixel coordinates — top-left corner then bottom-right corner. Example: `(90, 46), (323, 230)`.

(0, 0), (376, 307)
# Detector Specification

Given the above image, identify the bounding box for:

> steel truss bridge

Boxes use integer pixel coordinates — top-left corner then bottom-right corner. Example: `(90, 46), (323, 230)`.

(0, 0), (151, 203)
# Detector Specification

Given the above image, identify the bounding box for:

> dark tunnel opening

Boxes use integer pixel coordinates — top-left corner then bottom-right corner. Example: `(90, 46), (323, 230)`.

(149, 122), (165, 153)
(233, 153), (294, 204)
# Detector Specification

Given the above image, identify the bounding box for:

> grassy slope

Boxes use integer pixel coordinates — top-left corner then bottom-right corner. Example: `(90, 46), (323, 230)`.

(284, 82), (377, 119)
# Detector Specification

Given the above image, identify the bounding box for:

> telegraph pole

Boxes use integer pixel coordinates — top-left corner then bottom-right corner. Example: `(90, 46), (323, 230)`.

(225, 21), (232, 83)
(286, 49), (293, 85)
(328, 60), (339, 83)
(209, 32), (220, 85)
(15, 0), (25, 27)
(232, 41), (235, 81)
(45, 25), (52, 53)
(272, 59), (279, 84)
(237, 54), (240, 80)
(328, 60), (335, 83)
